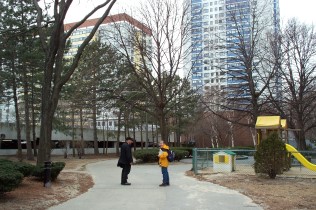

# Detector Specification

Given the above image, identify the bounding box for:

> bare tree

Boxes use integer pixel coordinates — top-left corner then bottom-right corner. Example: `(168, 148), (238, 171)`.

(270, 19), (316, 149)
(106, 0), (194, 142)
(32, 0), (117, 165)
(202, 0), (278, 146)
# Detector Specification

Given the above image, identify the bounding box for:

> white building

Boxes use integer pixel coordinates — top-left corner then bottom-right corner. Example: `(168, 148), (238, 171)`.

(187, 0), (280, 97)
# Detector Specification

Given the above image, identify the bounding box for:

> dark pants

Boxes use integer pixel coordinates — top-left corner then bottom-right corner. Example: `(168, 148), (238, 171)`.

(121, 164), (131, 184)
(161, 167), (169, 184)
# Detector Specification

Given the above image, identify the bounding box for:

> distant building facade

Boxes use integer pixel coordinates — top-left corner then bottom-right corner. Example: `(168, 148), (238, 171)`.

(187, 0), (280, 98)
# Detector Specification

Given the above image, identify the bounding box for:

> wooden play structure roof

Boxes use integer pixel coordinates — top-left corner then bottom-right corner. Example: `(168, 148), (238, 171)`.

(255, 116), (281, 129)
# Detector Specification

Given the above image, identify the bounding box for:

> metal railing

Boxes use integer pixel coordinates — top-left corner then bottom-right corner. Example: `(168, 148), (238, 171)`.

(192, 148), (316, 177)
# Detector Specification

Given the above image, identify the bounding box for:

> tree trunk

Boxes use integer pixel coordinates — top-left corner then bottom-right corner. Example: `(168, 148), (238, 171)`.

(140, 119), (143, 150)
(294, 129), (307, 150)
(33, 0), (118, 166)
(12, 75), (22, 161)
(79, 108), (84, 157)
(106, 117), (109, 155)
(72, 109), (76, 157)
(159, 110), (169, 143)
(37, 99), (54, 165)
(116, 109), (122, 156)
(31, 97), (37, 157)
(92, 86), (99, 155)
(31, 70), (37, 157)
(22, 65), (34, 160)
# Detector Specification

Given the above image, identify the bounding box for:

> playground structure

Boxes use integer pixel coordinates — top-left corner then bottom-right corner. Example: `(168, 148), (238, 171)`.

(255, 116), (316, 172)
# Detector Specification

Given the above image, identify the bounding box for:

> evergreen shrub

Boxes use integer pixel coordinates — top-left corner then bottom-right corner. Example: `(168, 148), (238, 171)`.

(32, 162), (66, 181)
(254, 132), (287, 178)
(133, 148), (189, 163)
(133, 149), (159, 163)
(0, 159), (24, 193)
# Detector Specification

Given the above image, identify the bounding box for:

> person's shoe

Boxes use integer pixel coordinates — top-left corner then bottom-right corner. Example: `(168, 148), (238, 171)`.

(121, 182), (131, 185)
(159, 183), (168, 187)
(166, 183), (170, 186)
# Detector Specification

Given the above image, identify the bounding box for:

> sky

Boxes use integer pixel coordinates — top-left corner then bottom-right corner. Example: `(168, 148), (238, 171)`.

(65, 0), (316, 26)
(279, 0), (316, 25)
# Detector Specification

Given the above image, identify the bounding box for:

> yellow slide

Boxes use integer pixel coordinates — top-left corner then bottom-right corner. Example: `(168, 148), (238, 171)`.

(285, 144), (316, 171)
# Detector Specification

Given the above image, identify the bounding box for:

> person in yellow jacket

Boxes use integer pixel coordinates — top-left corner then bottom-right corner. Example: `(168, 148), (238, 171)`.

(158, 140), (170, 187)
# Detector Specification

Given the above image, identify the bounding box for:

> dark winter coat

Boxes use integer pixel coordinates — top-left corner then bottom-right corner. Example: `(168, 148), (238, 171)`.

(117, 142), (133, 167)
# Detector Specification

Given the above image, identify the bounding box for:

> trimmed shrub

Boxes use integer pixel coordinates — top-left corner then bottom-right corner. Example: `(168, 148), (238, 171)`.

(0, 159), (35, 177)
(133, 148), (189, 163)
(51, 162), (66, 181)
(32, 162), (66, 181)
(173, 149), (190, 161)
(134, 149), (159, 163)
(13, 162), (36, 177)
(254, 133), (287, 179)
(172, 147), (193, 157)
(0, 159), (24, 194)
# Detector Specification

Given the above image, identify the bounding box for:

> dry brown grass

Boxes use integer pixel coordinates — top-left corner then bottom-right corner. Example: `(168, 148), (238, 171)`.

(187, 171), (316, 210)
(1, 155), (315, 210)
(0, 155), (114, 210)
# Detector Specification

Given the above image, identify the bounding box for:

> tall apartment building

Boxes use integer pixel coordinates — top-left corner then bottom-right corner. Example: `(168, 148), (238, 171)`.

(64, 13), (152, 129)
(65, 13), (152, 60)
(188, 0), (280, 98)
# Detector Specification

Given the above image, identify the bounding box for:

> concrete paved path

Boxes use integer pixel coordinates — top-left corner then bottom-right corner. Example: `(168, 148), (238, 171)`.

(49, 159), (262, 210)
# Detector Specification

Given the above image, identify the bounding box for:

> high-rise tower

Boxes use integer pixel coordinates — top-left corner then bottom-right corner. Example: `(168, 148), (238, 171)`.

(188, 0), (280, 100)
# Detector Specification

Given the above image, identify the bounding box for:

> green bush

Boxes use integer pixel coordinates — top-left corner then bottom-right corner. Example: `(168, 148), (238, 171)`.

(172, 147), (193, 157)
(0, 159), (35, 177)
(133, 148), (189, 163)
(173, 149), (190, 161)
(32, 162), (66, 181)
(0, 159), (24, 194)
(134, 149), (159, 163)
(13, 162), (36, 177)
(254, 133), (287, 179)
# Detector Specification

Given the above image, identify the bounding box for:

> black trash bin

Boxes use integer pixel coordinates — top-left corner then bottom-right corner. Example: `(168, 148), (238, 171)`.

(44, 161), (51, 187)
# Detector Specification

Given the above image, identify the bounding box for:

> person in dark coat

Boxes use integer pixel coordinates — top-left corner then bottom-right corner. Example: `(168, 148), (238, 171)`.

(117, 137), (134, 185)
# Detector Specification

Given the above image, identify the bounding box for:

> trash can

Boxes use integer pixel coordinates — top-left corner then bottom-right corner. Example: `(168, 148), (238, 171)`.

(44, 161), (51, 187)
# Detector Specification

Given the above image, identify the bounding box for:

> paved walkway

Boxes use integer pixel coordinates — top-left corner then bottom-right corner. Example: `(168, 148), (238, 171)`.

(49, 159), (262, 210)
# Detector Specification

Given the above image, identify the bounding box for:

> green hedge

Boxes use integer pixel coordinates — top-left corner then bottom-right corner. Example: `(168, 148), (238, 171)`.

(32, 162), (65, 181)
(13, 162), (36, 177)
(172, 147), (193, 157)
(0, 159), (24, 193)
(173, 149), (190, 161)
(133, 148), (190, 163)
(133, 149), (159, 163)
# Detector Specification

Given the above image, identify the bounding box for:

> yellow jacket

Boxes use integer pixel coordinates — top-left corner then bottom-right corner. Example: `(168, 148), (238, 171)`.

(158, 144), (169, 167)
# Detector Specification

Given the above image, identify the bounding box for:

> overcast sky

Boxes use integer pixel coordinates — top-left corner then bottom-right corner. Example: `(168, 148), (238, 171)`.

(65, 0), (316, 25)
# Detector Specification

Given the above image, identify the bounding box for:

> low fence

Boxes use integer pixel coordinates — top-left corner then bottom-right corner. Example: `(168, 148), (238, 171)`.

(192, 148), (316, 178)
